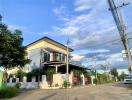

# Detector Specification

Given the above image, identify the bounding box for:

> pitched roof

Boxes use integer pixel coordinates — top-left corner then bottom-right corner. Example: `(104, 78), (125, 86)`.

(26, 36), (73, 52)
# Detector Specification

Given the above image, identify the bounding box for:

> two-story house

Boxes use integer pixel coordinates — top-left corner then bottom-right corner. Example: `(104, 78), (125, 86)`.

(6, 37), (91, 88)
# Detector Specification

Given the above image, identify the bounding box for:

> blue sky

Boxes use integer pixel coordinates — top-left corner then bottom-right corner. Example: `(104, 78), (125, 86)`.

(0, 0), (132, 70)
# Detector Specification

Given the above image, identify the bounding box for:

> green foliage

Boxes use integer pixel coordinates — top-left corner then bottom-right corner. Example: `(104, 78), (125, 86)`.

(46, 68), (55, 86)
(118, 72), (126, 81)
(97, 73), (115, 84)
(63, 81), (70, 88)
(46, 68), (56, 75)
(90, 70), (96, 76)
(15, 82), (21, 88)
(0, 85), (20, 99)
(31, 68), (46, 76)
(128, 67), (132, 73)
(72, 69), (83, 76)
(0, 20), (31, 69)
(110, 68), (118, 77)
(93, 78), (98, 84)
(97, 73), (107, 84)
(83, 71), (91, 77)
(55, 83), (59, 87)
(15, 70), (27, 78)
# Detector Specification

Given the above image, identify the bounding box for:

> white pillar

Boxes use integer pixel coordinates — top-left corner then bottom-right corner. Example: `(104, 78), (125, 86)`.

(23, 76), (27, 83)
(32, 77), (36, 83)
(42, 75), (46, 82)
(16, 78), (19, 83)
(91, 76), (94, 85)
(81, 74), (85, 86)
(50, 53), (53, 61)
(56, 65), (58, 74)
(9, 78), (12, 83)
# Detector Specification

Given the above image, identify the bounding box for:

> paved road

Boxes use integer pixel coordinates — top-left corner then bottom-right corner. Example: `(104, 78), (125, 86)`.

(10, 83), (132, 100)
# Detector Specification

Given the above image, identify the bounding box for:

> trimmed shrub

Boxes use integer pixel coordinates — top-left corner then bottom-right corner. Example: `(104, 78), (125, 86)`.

(0, 85), (20, 99)
(63, 81), (70, 88)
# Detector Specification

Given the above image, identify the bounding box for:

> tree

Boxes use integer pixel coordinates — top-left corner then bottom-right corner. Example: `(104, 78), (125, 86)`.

(0, 16), (31, 82)
(110, 68), (118, 78)
(119, 72), (126, 81)
(46, 68), (55, 86)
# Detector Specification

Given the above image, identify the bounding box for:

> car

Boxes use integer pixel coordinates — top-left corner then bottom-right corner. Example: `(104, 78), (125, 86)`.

(123, 74), (132, 84)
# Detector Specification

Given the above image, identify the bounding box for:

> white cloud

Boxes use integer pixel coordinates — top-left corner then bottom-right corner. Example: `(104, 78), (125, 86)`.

(32, 31), (50, 35)
(71, 54), (85, 62)
(107, 53), (124, 62)
(53, 6), (70, 21)
(52, 26), (80, 36)
(87, 49), (110, 53)
(8, 25), (27, 31)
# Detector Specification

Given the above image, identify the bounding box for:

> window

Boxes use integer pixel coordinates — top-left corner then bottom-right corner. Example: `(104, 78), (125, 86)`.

(53, 52), (66, 62)
(62, 54), (66, 62)
(43, 52), (50, 62)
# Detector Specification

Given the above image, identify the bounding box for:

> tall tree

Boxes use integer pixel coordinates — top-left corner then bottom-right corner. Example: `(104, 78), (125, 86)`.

(0, 16), (30, 71)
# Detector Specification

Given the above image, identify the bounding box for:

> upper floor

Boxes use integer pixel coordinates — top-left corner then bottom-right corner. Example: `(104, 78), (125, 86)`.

(26, 37), (73, 63)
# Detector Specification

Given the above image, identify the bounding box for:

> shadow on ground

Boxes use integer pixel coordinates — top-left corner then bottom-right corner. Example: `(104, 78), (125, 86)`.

(39, 93), (57, 100)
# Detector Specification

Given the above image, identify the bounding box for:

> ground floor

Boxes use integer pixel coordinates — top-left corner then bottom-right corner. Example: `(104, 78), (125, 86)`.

(6, 62), (91, 89)
(10, 83), (132, 100)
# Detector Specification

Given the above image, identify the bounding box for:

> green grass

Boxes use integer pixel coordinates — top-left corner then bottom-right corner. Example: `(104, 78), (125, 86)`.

(0, 84), (20, 99)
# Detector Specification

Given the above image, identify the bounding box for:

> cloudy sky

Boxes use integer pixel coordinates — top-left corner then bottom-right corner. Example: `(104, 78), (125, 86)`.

(0, 0), (132, 70)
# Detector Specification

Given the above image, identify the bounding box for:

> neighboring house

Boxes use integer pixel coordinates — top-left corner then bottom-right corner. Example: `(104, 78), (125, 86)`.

(7, 37), (91, 89)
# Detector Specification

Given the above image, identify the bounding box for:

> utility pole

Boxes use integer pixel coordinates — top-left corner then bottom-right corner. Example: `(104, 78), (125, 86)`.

(66, 40), (69, 82)
(108, 0), (132, 74)
(39, 49), (42, 88)
(93, 56), (97, 84)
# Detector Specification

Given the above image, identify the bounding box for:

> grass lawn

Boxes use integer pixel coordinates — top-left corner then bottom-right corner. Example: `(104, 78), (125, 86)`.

(0, 84), (20, 99)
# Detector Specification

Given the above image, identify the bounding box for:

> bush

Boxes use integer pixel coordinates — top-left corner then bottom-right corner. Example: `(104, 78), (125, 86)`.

(55, 83), (59, 87)
(63, 81), (70, 88)
(15, 82), (21, 88)
(96, 73), (115, 84)
(0, 85), (20, 99)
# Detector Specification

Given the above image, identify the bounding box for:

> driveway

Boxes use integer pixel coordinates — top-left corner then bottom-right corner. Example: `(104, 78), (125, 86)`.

(10, 83), (132, 100)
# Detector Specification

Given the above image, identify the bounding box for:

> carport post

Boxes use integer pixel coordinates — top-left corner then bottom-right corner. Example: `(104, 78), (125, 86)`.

(55, 65), (58, 74)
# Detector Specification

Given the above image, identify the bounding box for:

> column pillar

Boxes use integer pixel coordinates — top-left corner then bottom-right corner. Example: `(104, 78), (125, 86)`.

(81, 74), (85, 86)
(55, 65), (58, 74)
(91, 76), (94, 85)
(50, 53), (53, 61)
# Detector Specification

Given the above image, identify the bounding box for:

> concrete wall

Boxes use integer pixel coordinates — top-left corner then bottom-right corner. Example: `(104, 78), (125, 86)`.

(52, 73), (73, 87)
(7, 75), (47, 89)
(6, 73), (89, 89)
(7, 77), (38, 89)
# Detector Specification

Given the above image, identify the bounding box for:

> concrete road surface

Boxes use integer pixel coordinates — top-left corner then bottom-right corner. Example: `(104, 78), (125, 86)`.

(10, 83), (132, 100)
